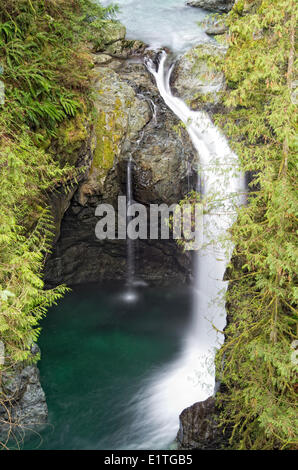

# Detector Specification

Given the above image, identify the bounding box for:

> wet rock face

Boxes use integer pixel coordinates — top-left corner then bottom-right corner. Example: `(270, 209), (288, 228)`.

(45, 53), (196, 287)
(49, 130), (95, 244)
(44, 209), (191, 286)
(186, 0), (234, 13)
(171, 43), (227, 110)
(177, 397), (223, 449)
(89, 56), (195, 205)
(0, 345), (47, 442)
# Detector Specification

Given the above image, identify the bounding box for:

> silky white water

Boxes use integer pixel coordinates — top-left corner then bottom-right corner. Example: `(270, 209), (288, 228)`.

(107, 53), (244, 450)
(126, 156), (134, 284)
(97, 0), (244, 450)
(101, 0), (209, 54)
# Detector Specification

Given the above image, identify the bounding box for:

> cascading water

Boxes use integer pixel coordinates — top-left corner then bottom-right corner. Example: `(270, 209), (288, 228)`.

(110, 52), (245, 450)
(123, 155), (139, 303)
(101, 0), (208, 54)
(123, 127), (148, 301)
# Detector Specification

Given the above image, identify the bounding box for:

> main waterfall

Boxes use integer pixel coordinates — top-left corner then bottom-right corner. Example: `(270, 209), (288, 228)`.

(147, 52), (245, 353)
(109, 52), (244, 450)
(95, 0), (245, 450)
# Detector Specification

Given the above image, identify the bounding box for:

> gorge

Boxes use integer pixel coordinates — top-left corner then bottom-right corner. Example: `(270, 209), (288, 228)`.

(1, 0), (296, 452)
(17, 0), (244, 450)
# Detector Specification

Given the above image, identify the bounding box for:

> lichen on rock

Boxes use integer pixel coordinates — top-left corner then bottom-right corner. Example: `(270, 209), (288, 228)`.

(78, 65), (151, 204)
(55, 112), (89, 166)
(171, 43), (227, 109)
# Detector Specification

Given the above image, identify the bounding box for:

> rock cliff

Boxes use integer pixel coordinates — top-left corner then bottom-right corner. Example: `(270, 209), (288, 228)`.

(45, 43), (197, 287)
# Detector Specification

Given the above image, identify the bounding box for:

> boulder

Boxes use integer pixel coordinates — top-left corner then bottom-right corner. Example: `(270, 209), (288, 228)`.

(205, 22), (228, 35)
(187, 0), (234, 12)
(102, 22), (126, 45)
(171, 43), (227, 108)
(0, 345), (47, 443)
(177, 397), (222, 449)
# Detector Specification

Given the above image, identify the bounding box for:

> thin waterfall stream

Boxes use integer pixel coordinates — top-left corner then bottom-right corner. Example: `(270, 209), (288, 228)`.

(126, 156), (135, 286)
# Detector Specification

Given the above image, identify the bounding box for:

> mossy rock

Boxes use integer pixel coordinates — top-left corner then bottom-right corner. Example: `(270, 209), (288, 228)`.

(56, 112), (89, 166)
(77, 66), (150, 203)
(171, 43), (227, 107)
(92, 97), (125, 179)
(91, 68), (150, 180)
(93, 21), (126, 53)
(102, 22), (126, 45)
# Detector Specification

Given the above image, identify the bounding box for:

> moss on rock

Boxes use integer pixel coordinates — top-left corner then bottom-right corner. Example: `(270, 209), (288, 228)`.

(55, 112), (89, 166)
(92, 96), (125, 179)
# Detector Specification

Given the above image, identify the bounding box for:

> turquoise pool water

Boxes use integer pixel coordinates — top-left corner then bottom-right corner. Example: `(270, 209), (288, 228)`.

(24, 284), (193, 449)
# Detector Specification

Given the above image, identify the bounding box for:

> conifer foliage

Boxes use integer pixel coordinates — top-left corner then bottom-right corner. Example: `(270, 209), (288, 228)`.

(213, 0), (298, 449)
(0, 0), (116, 440)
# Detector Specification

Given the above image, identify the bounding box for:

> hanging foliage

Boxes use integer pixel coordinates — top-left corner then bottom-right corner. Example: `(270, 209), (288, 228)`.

(0, 0), (118, 432)
(210, 0), (298, 450)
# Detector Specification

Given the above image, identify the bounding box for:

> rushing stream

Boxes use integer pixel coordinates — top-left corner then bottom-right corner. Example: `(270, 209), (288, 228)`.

(110, 51), (244, 450)
(25, 0), (244, 450)
(101, 0), (209, 54)
(136, 52), (244, 448)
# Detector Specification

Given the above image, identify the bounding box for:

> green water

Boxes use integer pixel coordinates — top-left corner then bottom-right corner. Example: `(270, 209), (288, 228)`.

(24, 283), (192, 450)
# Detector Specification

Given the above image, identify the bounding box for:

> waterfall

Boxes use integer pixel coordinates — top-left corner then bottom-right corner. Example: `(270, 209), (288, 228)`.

(146, 52), (244, 348)
(126, 155), (135, 285)
(123, 155), (139, 303)
(114, 52), (245, 450)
